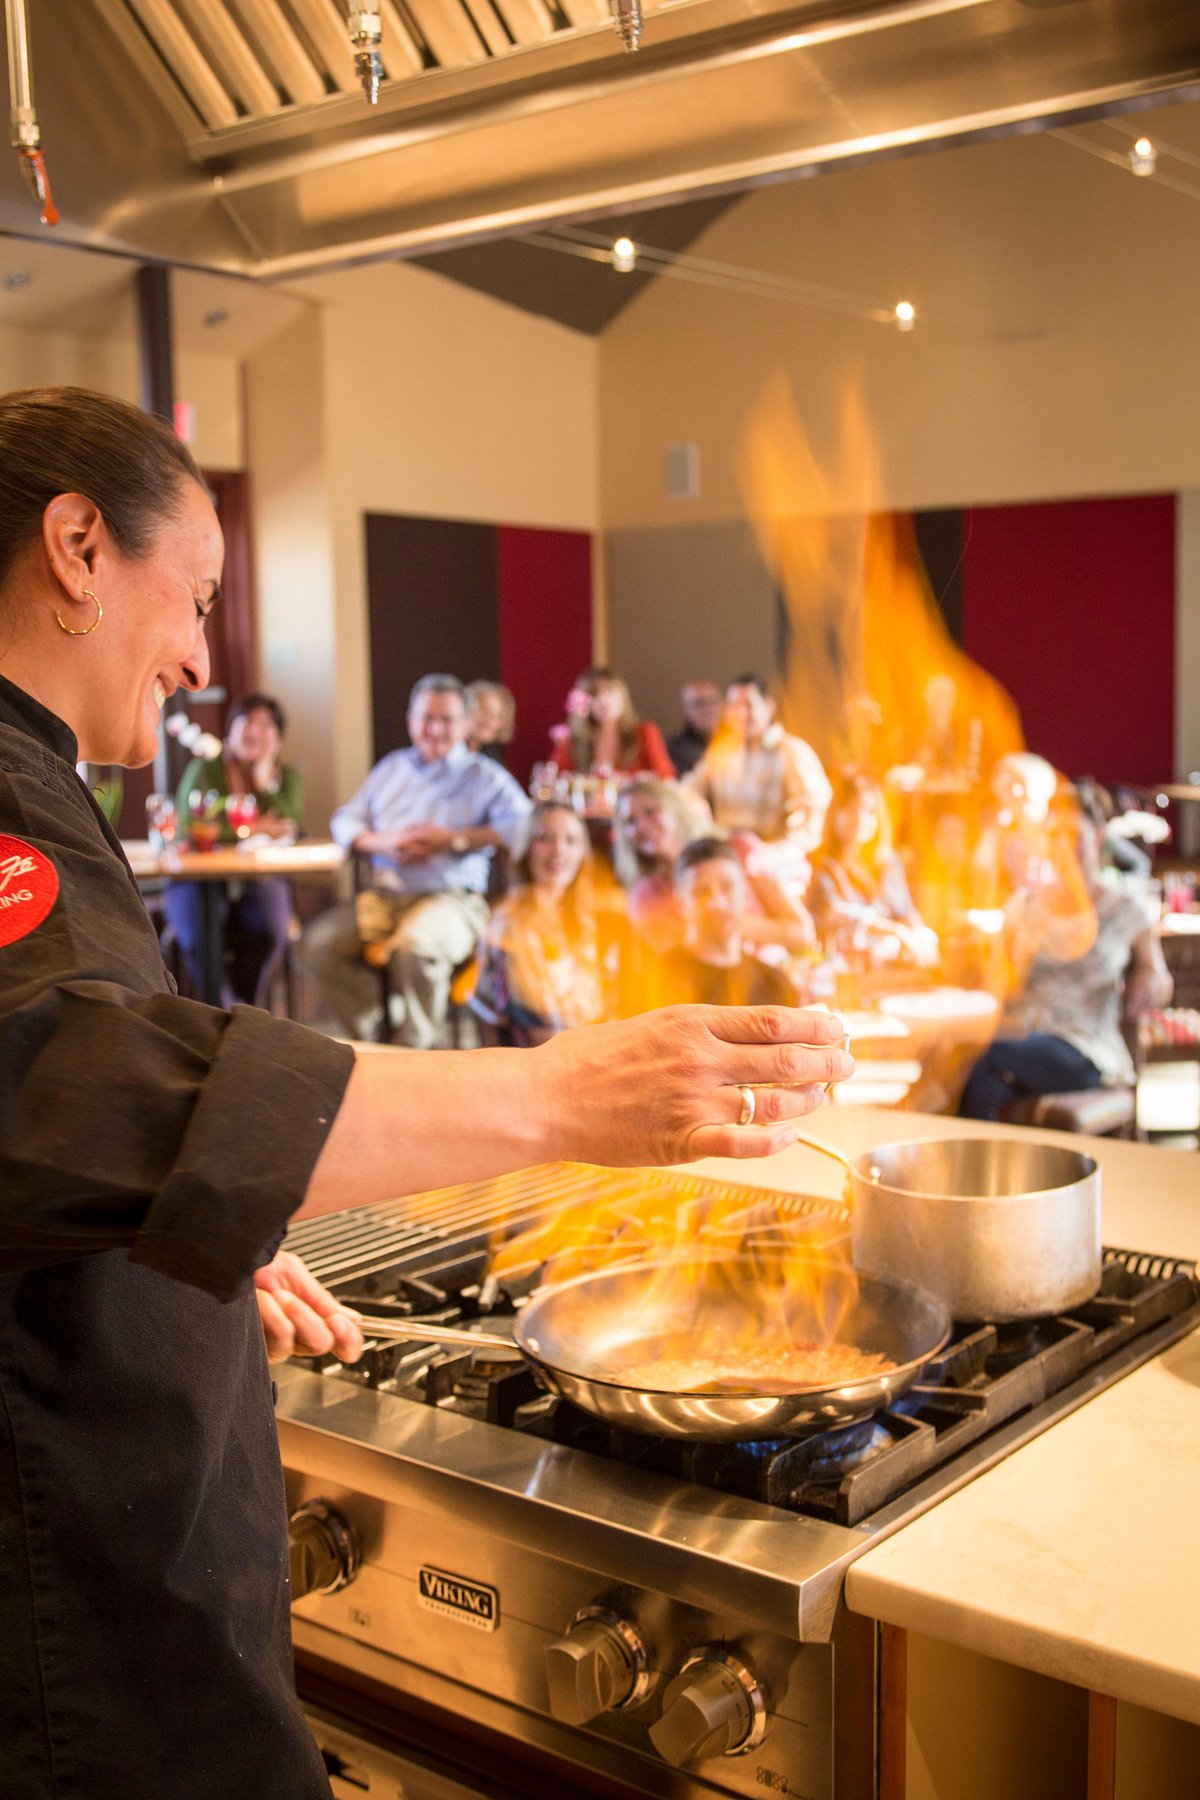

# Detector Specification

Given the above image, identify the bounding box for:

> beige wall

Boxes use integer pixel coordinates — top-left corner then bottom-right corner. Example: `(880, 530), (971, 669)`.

(600, 130), (1200, 531)
(0, 322), (243, 470)
(246, 260), (599, 815)
(244, 308), (338, 830)
(599, 127), (1200, 739)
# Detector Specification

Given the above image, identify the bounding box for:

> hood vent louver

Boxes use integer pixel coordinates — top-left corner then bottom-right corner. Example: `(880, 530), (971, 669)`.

(114, 0), (619, 133)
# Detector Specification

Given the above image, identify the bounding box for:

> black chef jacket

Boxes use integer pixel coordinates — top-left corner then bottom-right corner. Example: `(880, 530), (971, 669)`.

(0, 675), (355, 1800)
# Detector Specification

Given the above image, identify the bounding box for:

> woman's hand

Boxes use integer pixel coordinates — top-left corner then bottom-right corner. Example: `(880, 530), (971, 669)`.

(534, 1005), (853, 1166)
(301, 1006), (852, 1222)
(253, 1249), (364, 1365)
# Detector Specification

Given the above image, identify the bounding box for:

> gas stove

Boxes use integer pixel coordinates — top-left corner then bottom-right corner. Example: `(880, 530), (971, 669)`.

(277, 1165), (1199, 1800)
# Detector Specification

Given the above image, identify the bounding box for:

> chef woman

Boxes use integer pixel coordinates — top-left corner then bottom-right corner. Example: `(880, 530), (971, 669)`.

(0, 387), (852, 1800)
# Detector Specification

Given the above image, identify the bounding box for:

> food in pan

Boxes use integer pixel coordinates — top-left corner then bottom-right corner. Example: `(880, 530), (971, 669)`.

(616, 1341), (896, 1393)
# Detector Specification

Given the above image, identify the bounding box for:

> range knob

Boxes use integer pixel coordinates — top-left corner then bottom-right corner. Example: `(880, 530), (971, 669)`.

(649, 1648), (766, 1766)
(544, 1607), (651, 1725)
(288, 1498), (361, 1600)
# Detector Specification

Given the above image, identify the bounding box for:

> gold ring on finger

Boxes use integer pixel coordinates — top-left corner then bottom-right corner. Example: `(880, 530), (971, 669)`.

(737, 1084), (756, 1128)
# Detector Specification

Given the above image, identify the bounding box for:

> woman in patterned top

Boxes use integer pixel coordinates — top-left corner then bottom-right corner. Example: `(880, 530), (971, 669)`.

(960, 805), (1171, 1120)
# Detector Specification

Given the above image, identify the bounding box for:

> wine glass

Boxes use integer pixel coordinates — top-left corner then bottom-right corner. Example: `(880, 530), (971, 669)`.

(226, 793), (259, 839)
(187, 789), (221, 853)
(145, 793), (177, 855)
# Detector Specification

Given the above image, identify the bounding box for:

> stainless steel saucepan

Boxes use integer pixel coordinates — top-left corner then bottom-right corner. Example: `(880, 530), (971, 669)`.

(354, 1255), (951, 1444)
(793, 1131), (1102, 1323)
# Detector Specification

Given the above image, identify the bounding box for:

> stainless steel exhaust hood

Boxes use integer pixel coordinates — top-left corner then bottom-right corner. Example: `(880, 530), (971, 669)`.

(0, 0), (1197, 278)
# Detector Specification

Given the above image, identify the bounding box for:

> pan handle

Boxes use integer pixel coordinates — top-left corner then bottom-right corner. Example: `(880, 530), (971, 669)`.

(790, 1132), (855, 1175)
(354, 1313), (520, 1355)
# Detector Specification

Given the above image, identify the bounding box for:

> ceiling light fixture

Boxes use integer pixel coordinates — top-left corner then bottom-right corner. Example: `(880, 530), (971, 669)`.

(1129, 137), (1157, 176)
(612, 236), (638, 273)
(894, 299), (916, 331)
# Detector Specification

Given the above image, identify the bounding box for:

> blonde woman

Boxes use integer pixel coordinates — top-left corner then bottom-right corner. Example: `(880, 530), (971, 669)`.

(475, 800), (609, 1042)
(464, 679), (515, 764)
(616, 776), (817, 961)
(808, 772), (938, 966)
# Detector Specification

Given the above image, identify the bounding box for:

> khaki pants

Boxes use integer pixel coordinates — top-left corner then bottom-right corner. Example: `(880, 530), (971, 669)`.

(299, 891), (488, 1048)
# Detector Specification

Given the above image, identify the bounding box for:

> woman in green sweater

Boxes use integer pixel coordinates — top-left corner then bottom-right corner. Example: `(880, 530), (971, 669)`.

(164, 693), (303, 1007)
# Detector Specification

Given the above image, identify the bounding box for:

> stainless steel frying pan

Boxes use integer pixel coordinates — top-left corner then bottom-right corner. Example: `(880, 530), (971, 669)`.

(353, 1256), (951, 1443)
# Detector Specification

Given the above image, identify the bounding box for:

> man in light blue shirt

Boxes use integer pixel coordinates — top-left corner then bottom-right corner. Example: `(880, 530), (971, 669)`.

(300, 675), (530, 1047)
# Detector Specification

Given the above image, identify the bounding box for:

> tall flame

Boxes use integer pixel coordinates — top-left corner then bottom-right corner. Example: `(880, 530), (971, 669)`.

(395, 382), (1104, 1386)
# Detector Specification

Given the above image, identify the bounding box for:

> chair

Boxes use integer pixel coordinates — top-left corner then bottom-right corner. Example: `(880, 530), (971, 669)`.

(1007, 1086), (1138, 1138)
(352, 854), (482, 1047)
(1005, 1015), (1141, 1140)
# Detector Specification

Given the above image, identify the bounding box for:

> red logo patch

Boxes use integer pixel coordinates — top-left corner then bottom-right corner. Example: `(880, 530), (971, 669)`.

(0, 834), (59, 947)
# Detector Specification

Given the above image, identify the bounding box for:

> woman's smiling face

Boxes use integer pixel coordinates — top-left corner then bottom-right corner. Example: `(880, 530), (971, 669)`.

(84, 478), (224, 767)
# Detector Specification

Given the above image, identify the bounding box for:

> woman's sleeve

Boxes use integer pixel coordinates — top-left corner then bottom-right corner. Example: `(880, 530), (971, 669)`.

(641, 723), (676, 780)
(0, 759), (354, 1302)
(278, 763), (305, 827)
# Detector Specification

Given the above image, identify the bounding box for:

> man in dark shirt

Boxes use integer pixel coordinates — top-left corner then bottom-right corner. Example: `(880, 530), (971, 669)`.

(658, 837), (796, 1008)
(666, 679), (722, 777)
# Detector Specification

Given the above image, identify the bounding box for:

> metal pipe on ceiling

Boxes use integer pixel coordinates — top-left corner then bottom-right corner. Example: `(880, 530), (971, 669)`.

(5, 0), (55, 222)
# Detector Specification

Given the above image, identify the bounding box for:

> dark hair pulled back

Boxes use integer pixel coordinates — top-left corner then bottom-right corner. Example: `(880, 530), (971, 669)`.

(0, 386), (204, 591)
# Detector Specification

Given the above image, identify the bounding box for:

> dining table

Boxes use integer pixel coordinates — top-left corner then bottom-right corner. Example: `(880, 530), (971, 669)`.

(122, 837), (346, 1007)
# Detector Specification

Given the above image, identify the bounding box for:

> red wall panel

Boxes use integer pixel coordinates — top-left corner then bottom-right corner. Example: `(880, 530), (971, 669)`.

(961, 495), (1174, 787)
(497, 526), (593, 784)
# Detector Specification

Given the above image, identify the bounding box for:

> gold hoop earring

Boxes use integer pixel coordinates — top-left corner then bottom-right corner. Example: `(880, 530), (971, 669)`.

(55, 588), (103, 637)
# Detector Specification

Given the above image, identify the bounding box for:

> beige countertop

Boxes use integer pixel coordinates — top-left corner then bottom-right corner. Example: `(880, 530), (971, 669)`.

(690, 1108), (1200, 1722)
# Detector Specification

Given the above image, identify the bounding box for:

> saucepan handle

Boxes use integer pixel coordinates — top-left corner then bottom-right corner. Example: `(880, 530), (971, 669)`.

(789, 1132), (855, 1175)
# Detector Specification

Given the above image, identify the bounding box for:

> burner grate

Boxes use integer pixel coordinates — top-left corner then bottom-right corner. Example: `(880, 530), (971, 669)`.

(285, 1162), (847, 1290)
(287, 1180), (1200, 1537)
(496, 1257), (1200, 1529)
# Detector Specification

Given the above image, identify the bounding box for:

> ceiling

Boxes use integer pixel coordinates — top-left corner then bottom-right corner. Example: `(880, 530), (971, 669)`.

(0, 1), (1195, 280)
(6, 90), (1200, 347)
(411, 193), (738, 331)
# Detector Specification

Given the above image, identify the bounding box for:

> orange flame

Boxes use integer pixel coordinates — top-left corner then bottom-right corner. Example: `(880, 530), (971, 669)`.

(482, 1166), (860, 1380)
(395, 383), (1102, 1376)
(737, 377), (1097, 1064)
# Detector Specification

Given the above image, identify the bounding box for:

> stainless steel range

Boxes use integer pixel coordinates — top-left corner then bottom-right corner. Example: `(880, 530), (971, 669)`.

(278, 1164), (1199, 1800)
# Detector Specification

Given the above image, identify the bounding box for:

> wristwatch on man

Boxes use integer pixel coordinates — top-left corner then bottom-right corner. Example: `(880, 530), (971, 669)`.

(449, 831), (471, 855)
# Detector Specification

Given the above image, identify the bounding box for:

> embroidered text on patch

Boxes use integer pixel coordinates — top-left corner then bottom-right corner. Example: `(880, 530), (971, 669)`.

(0, 834), (60, 946)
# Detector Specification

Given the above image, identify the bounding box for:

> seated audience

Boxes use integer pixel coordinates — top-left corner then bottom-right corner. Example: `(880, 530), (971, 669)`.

(465, 680), (516, 765)
(687, 674), (831, 891)
(960, 808), (1171, 1121)
(667, 679), (723, 777)
(656, 839), (797, 1008)
(913, 672), (982, 787)
(613, 776), (705, 954)
(808, 772), (939, 968)
(473, 802), (608, 1044)
(614, 777), (816, 961)
(547, 667), (674, 780)
(299, 674), (530, 1047)
(1076, 775), (1153, 877)
(163, 692), (302, 1008)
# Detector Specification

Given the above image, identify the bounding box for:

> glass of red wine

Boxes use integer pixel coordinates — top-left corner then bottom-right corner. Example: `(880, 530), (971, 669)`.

(226, 793), (259, 839)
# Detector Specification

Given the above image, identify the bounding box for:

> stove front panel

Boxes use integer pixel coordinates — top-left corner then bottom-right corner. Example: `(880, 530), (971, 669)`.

(284, 1468), (853, 1800)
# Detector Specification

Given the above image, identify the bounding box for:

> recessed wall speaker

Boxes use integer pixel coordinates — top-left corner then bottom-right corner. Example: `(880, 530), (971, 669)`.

(664, 442), (699, 501)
